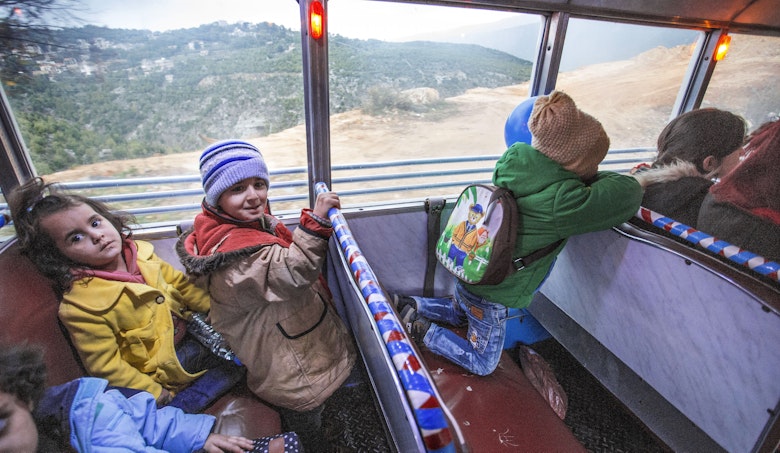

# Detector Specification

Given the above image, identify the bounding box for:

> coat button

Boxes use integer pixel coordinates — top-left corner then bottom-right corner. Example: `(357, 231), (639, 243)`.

(155, 295), (165, 304)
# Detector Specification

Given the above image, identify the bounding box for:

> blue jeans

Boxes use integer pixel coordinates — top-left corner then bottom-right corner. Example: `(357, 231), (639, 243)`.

(414, 281), (508, 376)
(169, 335), (245, 413)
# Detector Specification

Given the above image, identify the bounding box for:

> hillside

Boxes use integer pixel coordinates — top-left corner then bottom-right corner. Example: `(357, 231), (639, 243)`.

(47, 34), (779, 182)
(1, 23), (531, 174)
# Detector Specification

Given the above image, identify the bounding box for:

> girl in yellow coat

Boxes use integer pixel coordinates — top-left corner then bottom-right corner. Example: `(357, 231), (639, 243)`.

(8, 177), (243, 413)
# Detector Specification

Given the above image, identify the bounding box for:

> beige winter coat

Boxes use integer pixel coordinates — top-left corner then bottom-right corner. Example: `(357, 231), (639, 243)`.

(177, 209), (355, 411)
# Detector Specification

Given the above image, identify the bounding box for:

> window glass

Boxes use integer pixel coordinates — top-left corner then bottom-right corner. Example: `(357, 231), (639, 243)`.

(702, 33), (780, 133)
(0, 0), (305, 227)
(326, 1), (540, 205)
(556, 18), (699, 171)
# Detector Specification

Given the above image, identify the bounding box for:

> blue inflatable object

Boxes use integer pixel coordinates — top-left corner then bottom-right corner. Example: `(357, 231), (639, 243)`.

(503, 307), (552, 349)
(504, 96), (539, 148)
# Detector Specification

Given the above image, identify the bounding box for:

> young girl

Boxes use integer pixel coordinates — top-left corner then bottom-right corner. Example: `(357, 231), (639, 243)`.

(176, 139), (356, 453)
(7, 177), (243, 414)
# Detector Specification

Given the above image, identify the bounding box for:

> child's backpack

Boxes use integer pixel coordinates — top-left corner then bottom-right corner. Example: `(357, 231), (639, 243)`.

(435, 184), (562, 285)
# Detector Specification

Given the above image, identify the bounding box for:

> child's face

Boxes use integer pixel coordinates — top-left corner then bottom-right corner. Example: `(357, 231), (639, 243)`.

(217, 177), (268, 222)
(0, 391), (38, 453)
(39, 203), (125, 271)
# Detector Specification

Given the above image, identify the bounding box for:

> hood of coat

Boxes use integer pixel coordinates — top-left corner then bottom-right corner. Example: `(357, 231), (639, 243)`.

(177, 204), (293, 278)
(632, 160), (707, 189)
(176, 230), (266, 278)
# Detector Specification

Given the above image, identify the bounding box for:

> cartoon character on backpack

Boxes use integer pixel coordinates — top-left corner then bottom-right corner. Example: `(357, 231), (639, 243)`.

(467, 227), (490, 260)
(447, 203), (485, 267)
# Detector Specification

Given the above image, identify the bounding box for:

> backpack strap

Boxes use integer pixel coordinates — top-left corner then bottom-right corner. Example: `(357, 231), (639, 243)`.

(512, 239), (565, 271)
(423, 197), (446, 296)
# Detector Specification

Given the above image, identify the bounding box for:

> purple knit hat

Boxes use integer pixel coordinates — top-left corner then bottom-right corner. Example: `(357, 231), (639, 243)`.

(200, 140), (269, 206)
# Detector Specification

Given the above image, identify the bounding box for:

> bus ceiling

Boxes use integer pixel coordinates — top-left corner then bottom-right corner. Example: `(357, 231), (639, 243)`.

(384, 0), (780, 36)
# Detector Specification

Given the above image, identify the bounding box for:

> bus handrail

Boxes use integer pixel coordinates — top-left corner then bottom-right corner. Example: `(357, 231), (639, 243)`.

(316, 181), (460, 452)
(635, 207), (780, 283)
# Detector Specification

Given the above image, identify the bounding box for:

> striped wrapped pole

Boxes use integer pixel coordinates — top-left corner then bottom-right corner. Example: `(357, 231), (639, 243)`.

(636, 207), (779, 282)
(315, 182), (455, 453)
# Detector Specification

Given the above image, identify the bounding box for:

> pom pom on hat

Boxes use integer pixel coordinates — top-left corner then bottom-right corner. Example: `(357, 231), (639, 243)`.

(200, 139), (269, 207)
(528, 91), (609, 179)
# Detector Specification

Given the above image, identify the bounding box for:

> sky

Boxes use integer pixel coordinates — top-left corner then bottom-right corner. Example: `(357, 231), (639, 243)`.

(80, 0), (521, 42)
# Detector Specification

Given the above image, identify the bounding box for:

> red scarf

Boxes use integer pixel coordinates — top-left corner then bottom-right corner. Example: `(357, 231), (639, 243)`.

(186, 203), (292, 256)
(73, 237), (146, 284)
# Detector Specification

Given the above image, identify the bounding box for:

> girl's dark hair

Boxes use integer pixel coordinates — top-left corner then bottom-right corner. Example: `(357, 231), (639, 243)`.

(655, 108), (747, 173)
(0, 343), (47, 409)
(7, 177), (135, 297)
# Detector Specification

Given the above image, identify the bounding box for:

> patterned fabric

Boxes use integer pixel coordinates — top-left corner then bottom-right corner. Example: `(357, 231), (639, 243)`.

(251, 432), (303, 453)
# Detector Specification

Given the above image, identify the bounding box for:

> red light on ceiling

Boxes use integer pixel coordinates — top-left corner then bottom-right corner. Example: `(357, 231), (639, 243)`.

(309, 1), (325, 40)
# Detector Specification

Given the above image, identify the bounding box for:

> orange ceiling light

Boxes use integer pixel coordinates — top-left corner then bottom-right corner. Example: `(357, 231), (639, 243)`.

(714, 34), (731, 61)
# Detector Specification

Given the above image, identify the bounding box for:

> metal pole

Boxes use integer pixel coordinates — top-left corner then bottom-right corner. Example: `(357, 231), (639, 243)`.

(299, 0), (332, 207)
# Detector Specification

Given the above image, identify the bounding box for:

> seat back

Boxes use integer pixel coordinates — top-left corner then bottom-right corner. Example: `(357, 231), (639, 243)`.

(0, 237), (283, 439)
(0, 240), (84, 386)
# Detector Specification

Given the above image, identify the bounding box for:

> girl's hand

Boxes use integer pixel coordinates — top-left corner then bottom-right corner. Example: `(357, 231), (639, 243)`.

(201, 433), (255, 453)
(157, 388), (173, 406)
(313, 191), (340, 219)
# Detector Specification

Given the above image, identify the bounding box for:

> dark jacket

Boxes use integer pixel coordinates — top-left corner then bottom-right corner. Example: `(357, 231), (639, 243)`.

(634, 160), (712, 228)
(697, 193), (780, 263)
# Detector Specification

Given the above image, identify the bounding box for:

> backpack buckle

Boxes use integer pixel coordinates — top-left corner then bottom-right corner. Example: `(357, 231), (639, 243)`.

(512, 257), (526, 271)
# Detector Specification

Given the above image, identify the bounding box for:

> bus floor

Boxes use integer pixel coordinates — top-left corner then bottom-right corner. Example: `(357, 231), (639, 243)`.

(321, 337), (671, 452)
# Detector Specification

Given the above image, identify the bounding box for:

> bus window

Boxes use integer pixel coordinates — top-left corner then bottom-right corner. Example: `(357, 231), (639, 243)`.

(0, 0), (307, 227)
(701, 33), (780, 132)
(326, 1), (541, 206)
(556, 18), (699, 150)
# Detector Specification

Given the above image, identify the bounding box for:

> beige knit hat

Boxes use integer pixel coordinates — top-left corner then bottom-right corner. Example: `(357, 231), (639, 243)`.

(528, 91), (609, 179)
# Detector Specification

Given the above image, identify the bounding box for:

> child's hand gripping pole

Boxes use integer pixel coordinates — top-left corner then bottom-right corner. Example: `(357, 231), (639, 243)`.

(314, 182), (342, 224)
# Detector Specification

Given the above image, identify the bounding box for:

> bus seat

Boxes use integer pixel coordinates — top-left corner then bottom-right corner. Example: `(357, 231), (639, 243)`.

(420, 335), (585, 451)
(0, 239), (282, 439)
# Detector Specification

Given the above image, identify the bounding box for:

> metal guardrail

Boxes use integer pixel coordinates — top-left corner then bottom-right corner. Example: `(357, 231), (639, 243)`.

(0, 150), (653, 229)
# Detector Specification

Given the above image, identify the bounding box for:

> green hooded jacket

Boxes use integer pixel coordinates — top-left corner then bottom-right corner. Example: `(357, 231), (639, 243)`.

(465, 142), (642, 308)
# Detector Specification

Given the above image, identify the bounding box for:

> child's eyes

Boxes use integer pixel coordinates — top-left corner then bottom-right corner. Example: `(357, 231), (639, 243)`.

(91, 218), (101, 228)
(253, 182), (266, 189)
(70, 233), (85, 243)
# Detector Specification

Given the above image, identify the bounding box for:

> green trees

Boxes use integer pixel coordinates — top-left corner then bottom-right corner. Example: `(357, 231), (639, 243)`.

(1, 22), (530, 173)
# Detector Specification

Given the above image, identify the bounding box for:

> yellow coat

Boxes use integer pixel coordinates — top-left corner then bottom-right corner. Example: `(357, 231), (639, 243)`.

(59, 240), (211, 399)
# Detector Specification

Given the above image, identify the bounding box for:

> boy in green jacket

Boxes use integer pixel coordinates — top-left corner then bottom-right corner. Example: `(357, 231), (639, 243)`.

(395, 91), (643, 376)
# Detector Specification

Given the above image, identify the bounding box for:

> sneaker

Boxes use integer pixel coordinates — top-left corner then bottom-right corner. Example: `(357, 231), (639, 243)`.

(391, 293), (417, 313)
(399, 304), (418, 326)
(408, 317), (431, 344)
(400, 305), (430, 343)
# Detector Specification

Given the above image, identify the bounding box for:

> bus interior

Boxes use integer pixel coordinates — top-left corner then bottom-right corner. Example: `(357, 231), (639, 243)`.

(1, 0), (779, 452)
